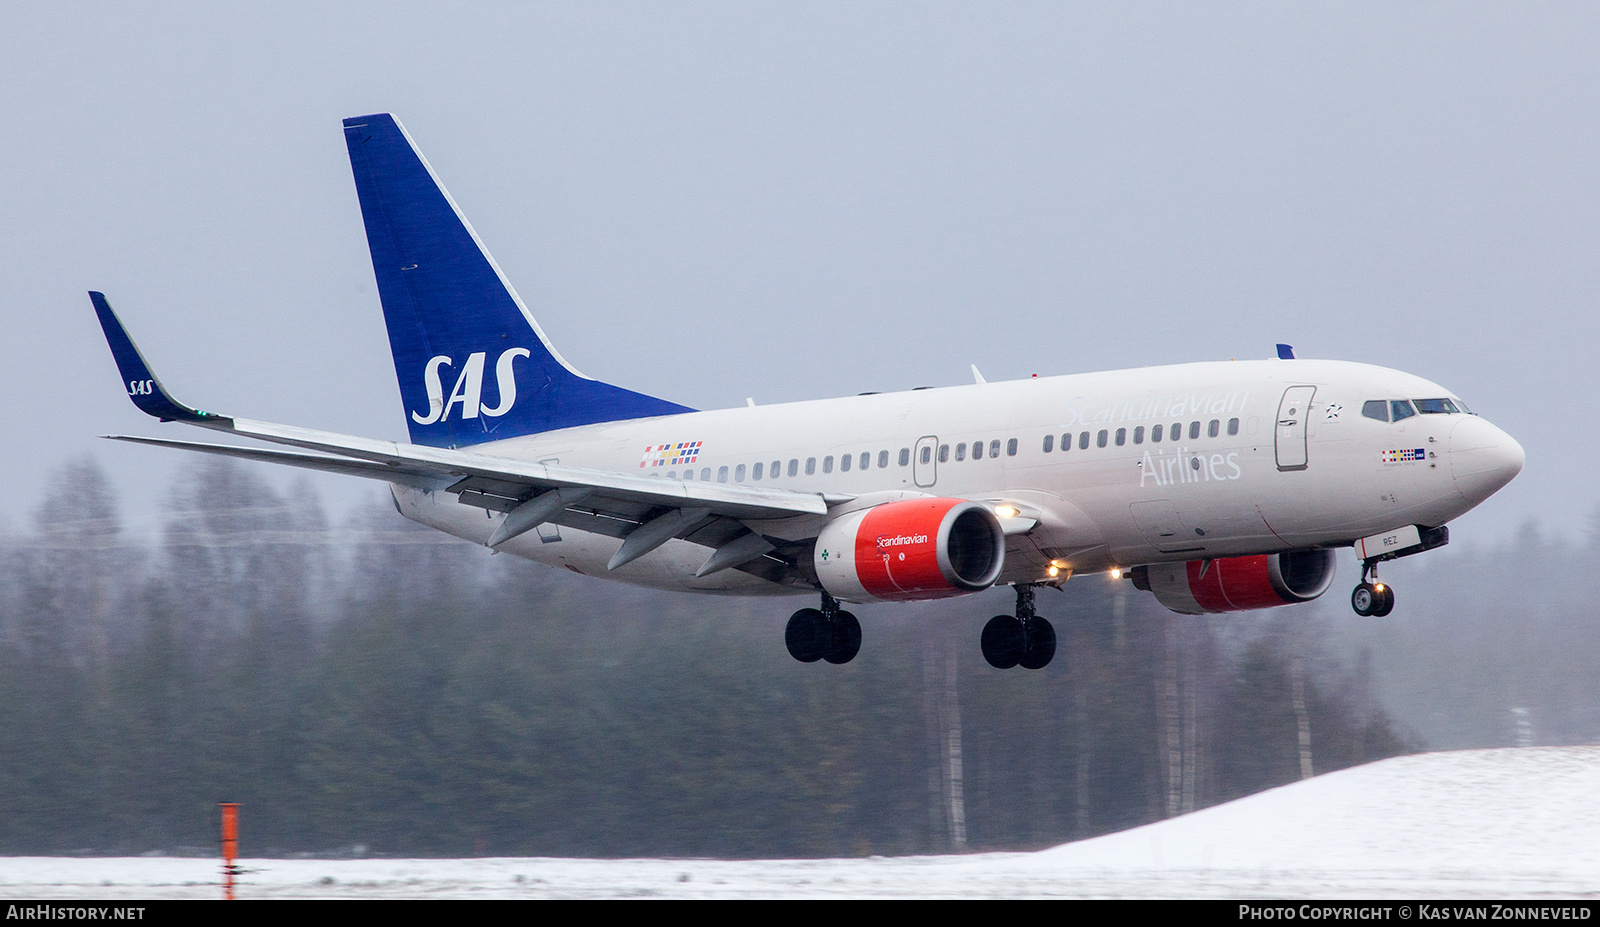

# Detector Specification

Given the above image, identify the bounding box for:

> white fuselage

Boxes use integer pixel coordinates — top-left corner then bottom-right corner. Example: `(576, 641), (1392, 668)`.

(393, 358), (1524, 597)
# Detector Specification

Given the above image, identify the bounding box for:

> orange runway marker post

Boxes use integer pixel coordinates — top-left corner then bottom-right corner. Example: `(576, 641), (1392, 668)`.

(219, 803), (239, 900)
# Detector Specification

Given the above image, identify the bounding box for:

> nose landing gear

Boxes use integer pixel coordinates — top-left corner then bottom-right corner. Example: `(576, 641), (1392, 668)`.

(981, 583), (1057, 669)
(785, 592), (861, 664)
(1351, 560), (1395, 617)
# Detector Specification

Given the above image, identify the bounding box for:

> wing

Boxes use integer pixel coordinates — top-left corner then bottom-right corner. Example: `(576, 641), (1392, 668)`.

(91, 292), (836, 570)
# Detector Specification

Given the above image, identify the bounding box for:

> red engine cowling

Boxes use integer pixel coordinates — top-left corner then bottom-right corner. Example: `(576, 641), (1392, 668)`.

(814, 498), (1005, 603)
(1131, 549), (1337, 615)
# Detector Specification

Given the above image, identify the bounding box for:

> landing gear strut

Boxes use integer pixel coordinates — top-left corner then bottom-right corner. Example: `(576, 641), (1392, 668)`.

(1351, 559), (1395, 617)
(981, 583), (1057, 670)
(786, 592), (861, 664)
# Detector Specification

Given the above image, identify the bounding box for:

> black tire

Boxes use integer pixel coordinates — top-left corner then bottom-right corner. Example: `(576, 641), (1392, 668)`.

(823, 610), (862, 665)
(1371, 584), (1395, 617)
(981, 615), (1024, 669)
(1351, 583), (1376, 617)
(1018, 617), (1057, 670)
(786, 608), (826, 662)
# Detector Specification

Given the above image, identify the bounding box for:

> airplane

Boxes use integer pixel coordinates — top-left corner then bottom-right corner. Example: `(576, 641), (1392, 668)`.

(90, 113), (1526, 671)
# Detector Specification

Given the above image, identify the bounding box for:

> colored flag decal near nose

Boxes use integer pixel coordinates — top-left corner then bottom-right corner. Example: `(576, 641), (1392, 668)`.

(1381, 448), (1427, 464)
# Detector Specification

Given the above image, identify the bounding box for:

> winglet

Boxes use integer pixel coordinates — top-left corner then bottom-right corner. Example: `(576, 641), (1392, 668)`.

(89, 292), (233, 426)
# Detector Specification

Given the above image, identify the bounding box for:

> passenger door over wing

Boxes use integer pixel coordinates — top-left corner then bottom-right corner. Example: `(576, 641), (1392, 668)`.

(914, 435), (938, 488)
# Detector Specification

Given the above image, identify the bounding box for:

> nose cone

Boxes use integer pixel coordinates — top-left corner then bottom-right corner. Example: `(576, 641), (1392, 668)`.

(1449, 416), (1525, 506)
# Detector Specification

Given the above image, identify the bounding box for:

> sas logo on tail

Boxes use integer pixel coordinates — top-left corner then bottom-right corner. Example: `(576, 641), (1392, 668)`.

(412, 348), (531, 424)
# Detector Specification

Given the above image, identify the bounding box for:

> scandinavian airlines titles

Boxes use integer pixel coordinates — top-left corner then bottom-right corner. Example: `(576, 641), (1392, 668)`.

(1140, 447), (1244, 488)
(1060, 387), (1251, 427)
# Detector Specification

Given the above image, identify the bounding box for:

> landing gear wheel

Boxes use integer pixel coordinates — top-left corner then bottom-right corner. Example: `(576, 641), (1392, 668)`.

(1370, 584), (1395, 617)
(823, 610), (861, 665)
(785, 608), (827, 662)
(1018, 616), (1057, 670)
(982, 615), (1025, 669)
(1351, 583), (1377, 617)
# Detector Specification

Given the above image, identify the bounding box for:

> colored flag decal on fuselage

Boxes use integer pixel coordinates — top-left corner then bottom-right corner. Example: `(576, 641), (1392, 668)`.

(641, 441), (704, 468)
(1381, 448), (1426, 464)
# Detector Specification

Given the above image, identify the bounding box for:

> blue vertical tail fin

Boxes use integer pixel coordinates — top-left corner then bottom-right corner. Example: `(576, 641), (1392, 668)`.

(342, 113), (693, 448)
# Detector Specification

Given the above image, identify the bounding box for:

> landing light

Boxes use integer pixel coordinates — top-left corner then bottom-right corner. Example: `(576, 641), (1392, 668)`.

(1047, 565), (1059, 578)
(1110, 568), (1122, 580)
(994, 504), (1021, 519)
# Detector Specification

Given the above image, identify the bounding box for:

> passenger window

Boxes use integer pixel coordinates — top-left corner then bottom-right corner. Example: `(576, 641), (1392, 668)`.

(1062, 433), (1073, 451)
(1208, 419), (1220, 438)
(973, 441), (985, 460)
(753, 462), (764, 480)
(668, 471), (677, 480)
(787, 459), (799, 477)
(684, 469), (694, 481)
(1133, 426), (1144, 444)
(955, 443), (967, 462)
(1391, 400), (1416, 422)
(1227, 418), (1239, 436)
(878, 450), (889, 469)
(1171, 423), (1181, 441)
(938, 444), (949, 462)
(1152, 424), (1163, 443)
(701, 467), (711, 481)
(1007, 438), (1018, 456)
(990, 439), (1001, 458)
(1079, 431), (1090, 450)
(920, 446), (932, 464)
(859, 452), (870, 470)
(1115, 428), (1126, 446)
(1042, 434), (1054, 453)
(805, 457), (816, 475)
(771, 460), (781, 478)
(1189, 421), (1200, 440)
(1097, 430), (1108, 448)
(841, 453), (852, 472)
(735, 464), (746, 482)
(1362, 400), (1389, 422)
(823, 456), (834, 474)
(718, 466), (729, 483)
(899, 448), (910, 466)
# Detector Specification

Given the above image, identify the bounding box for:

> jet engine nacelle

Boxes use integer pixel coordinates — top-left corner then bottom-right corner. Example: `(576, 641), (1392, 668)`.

(814, 498), (1005, 603)
(1131, 549), (1337, 615)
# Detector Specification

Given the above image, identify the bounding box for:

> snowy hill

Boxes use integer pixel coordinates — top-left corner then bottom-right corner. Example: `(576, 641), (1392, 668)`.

(3, 747), (1596, 898)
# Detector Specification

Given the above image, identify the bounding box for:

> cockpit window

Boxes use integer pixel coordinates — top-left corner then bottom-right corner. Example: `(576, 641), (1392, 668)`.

(1390, 400), (1416, 422)
(1414, 398), (1460, 414)
(1362, 400), (1389, 422)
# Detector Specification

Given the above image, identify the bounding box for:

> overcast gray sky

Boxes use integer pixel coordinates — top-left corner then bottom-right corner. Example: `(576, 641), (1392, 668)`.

(3, 2), (1595, 545)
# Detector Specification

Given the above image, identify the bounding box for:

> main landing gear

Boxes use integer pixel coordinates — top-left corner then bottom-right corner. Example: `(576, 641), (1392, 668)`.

(786, 593), (862, 665)
(981, 583), (1057, 670)
(1350, 560), (1395, 617)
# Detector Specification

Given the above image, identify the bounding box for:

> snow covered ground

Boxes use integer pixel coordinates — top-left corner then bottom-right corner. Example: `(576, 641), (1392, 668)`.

(3, 746), (1597, 899)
